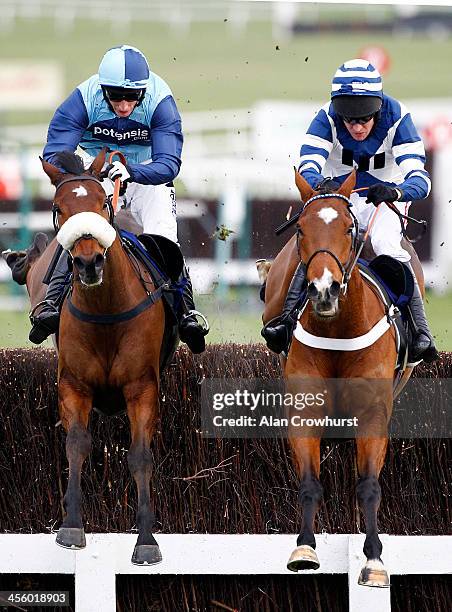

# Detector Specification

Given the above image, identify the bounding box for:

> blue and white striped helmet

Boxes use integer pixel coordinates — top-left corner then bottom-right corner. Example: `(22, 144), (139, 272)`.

(331, 59), (383, 118)
(331, 59), (382, 99)
(98, 45), (150, 89)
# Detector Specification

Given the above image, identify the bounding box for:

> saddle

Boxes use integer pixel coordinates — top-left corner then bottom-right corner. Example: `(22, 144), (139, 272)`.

(358, 255), (414, 372)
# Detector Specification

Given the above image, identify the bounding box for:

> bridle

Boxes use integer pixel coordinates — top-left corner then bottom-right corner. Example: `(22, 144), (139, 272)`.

(296, 193), (360, 295)
(48, 159), (167, 326)
(51, 175), (115, 233)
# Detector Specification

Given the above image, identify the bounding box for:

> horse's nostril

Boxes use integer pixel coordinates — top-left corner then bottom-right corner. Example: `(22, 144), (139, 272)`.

(94, 253), (105, 268)
(330, 281), (341, 298)
(73, 256), (84, 272)
(73, 254), (104, 277)
(307, 282), (319, 299)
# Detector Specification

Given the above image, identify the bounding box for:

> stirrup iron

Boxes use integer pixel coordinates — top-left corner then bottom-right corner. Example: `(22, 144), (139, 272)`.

(181, 309), (210, 334)
(29, 299), (58, 323)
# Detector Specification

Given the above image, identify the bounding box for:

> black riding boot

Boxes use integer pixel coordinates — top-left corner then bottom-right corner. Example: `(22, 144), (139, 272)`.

(406, 263), (439, 363)
(29, 252), (71, 344)
(261, 263), (307, 354)
(178, 266), (209, 354)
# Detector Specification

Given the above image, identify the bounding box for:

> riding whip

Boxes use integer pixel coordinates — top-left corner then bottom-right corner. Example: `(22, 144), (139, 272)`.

(108, 150), (127, 213)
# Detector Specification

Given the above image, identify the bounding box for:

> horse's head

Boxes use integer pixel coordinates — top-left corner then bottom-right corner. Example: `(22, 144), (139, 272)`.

(294, 170), (357, 317)
(42, 149), (116, 287)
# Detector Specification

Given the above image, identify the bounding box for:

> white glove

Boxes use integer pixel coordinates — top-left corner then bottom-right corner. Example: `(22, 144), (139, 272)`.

(105, 161), (131, 183)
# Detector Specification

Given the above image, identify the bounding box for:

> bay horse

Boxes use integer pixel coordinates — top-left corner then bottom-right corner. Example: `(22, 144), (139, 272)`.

(5, 149), (173, 565)
(261, 169), (421, 587)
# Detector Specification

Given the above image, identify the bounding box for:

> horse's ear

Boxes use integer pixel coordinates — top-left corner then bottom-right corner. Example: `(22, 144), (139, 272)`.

(294, 167), (315, 203)
(88, 148), (107, 177)
(337, 170), (356, 198)
(40, 156), (63, 186)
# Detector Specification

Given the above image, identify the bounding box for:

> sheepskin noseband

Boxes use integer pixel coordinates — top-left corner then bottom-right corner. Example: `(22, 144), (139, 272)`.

(57, 212), (116, 250)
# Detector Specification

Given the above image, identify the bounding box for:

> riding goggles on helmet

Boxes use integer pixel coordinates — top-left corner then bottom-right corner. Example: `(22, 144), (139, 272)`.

(341, 113), (376, 125)
(104, 86), (145, 102)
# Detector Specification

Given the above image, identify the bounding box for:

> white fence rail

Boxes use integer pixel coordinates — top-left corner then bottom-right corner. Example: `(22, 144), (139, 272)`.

(0, 534), (450, 611)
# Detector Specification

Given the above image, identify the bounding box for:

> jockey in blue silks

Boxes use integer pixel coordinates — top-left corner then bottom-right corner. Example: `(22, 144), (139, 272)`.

(262, 58), (438, 363)
(30, 45), (208, 353)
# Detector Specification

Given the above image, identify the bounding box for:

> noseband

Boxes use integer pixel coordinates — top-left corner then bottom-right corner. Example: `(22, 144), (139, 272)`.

(52, 175), (114, 232)
(297, 193), (359, 295)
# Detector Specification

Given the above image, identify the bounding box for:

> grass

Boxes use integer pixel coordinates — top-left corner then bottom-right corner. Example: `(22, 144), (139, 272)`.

(1, 287), (451, 350)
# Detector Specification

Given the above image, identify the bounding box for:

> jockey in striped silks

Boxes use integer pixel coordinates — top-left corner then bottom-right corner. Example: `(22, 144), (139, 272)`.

(262, 59), (438, 363)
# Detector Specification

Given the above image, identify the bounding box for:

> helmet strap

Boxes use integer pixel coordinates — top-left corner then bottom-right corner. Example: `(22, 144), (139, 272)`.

(136, 89), (145, 107)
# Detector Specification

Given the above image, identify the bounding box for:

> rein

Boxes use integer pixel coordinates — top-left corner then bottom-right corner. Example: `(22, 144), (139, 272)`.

(276, 186), (427, 242)
(352, 186), (427, 243)
(276, 186), (428, 294)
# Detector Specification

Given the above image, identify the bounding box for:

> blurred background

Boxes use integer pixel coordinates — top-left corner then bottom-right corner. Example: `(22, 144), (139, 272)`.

(1, 0), (452, 348)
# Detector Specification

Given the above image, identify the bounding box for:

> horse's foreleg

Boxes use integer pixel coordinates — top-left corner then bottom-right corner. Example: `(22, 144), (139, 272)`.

(356, 436), (390, 588)
(56, 381), (92, 549)
(125, 379), (161, 566)
(287, 436), (323, 572)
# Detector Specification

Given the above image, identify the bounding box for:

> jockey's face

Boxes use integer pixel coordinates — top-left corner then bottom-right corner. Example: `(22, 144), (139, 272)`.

(343, 117), (375, 141)
(109, 99), (138, 118)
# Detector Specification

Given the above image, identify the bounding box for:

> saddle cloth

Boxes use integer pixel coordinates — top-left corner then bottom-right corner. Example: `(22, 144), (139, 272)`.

(357, 257), (411, 371)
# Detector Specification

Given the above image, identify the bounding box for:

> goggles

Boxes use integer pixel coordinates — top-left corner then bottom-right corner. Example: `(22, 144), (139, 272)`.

(341, 113), (376, 125)
(105, 87), (144, 102)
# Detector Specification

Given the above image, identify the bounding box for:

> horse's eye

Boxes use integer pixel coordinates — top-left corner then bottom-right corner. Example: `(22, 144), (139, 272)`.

(347, 226), (354, 235)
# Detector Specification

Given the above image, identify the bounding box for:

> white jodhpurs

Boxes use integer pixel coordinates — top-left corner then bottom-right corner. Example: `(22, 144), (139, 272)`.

(125, 181), (178, 243)
(350, 195), (411, 263)
(77, 148), (178, 243)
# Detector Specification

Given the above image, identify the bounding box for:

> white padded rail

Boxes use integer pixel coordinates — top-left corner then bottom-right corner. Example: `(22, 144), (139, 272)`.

(0, 534), (450, 612)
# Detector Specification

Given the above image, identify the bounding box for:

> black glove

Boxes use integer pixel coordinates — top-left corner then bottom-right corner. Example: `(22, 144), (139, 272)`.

(366, 184), (402, 207)
(100, 161), (132, 196)
(316, 177), (341, 192)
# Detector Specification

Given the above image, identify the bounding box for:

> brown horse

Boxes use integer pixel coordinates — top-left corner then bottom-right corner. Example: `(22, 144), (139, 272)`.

(6, 149), (172, 565)
(261, 170), (420, 587)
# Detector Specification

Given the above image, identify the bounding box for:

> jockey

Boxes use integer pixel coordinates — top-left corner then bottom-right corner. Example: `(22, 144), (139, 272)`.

(262, 58), (439, 363)
(29, 44), (209, 353)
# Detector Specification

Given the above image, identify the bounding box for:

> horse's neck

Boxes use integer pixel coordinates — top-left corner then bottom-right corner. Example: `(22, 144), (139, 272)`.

(72, 239), (144, 312)
(305, 268), (375, 337)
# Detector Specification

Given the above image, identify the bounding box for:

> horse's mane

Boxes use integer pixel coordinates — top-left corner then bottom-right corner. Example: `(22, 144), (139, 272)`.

(54, 151), (86, 175)
(316, 187), (337, 196)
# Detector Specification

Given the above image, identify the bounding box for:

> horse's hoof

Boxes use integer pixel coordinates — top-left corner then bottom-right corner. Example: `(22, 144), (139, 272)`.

(131, 544), (163, 566)
(56, 527), (86, 549)
(287, 545), (320, 572)
(358, 560), (390, 588)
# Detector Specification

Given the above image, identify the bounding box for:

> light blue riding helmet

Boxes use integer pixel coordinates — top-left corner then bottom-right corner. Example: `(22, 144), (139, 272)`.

(98, 45), (150, 89)
(331, 59), (383, 118)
